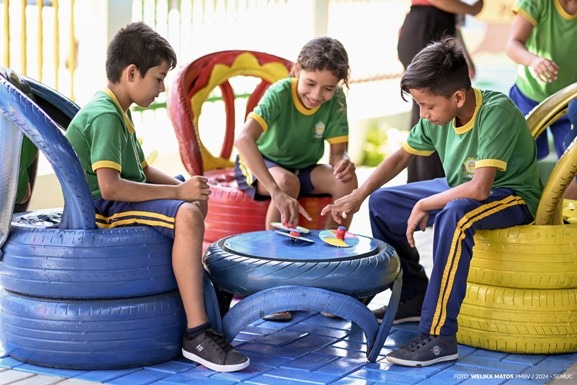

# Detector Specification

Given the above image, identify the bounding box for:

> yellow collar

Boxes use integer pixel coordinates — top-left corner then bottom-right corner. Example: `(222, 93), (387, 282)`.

(454, 88), (481, 135)
(102, 88), (135, 134)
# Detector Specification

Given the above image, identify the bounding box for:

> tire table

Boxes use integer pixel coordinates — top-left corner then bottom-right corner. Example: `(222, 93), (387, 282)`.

(203, 230), (402, 362)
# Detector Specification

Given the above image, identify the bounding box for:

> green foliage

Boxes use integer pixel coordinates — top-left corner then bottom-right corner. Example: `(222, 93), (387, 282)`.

(361, 126), (388, 167)
(360, 125), (410, 167)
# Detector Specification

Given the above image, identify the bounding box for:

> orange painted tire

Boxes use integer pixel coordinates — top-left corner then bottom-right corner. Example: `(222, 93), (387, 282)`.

(204, 169), (331, 243)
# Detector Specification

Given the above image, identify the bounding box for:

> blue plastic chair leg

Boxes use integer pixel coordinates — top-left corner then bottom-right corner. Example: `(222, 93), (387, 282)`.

(367, 270), (403, 362)
(221, 285), (379, 349)
(203, 270), (223, 332)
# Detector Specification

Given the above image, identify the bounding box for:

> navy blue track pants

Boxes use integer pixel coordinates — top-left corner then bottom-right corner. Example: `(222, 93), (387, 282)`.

(368, 178), (534, 336)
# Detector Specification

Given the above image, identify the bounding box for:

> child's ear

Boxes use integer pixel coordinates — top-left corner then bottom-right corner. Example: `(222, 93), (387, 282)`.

(126, 64), (138, 82)
(291, 63), (300, 77)
(453, 89), (467, 108)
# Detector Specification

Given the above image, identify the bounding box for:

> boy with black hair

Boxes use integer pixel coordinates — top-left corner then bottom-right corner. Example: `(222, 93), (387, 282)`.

(66, 21), (249, 372)
(322, 36), (542, 367)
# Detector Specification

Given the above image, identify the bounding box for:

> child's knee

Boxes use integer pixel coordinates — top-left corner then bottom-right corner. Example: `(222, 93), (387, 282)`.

(176, 202), (205, 228)
(276, 173), (300, 193)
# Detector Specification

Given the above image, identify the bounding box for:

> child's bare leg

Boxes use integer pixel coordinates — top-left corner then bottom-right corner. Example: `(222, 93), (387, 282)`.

(173, 201), (208, 328)
(259, 167), (300, 230)
(311, 165), (358, 229)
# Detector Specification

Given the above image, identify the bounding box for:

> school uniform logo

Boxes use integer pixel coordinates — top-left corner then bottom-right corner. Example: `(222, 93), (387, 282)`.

(314, 121), (325, 139)
(462, 157), (476, 180)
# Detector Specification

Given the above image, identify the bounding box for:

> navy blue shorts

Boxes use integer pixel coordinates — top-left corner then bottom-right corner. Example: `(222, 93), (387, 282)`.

(234, 155), (316, 201)
(93, 198), (184, 239)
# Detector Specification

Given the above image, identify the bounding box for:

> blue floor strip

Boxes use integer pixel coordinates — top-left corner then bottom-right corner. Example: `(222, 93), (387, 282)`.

(1, 311), (576, 384)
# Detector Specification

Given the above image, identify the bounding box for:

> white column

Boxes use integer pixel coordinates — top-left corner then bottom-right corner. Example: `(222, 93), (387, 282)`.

(310, 0), (329, 37)
(73, 0), (132, 104)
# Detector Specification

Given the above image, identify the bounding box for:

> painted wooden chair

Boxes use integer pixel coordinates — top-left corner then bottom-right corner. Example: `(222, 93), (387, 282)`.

(167, 50), (332, 247)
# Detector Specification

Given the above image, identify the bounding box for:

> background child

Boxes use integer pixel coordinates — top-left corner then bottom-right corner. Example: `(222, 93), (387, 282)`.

(397, 0), (484, 183)
(322, 37), (543, 367)
(234, 36), (358, 322)
(506, 0), (577, 160)
(65, 21), (249, 373)
(564, 98), (577, 199)
(234, 36), (358, 231)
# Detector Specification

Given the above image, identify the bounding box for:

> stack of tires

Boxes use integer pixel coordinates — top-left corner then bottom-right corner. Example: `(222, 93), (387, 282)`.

(458, 226), (577, 354)
(0, 220), (188, 369)
(0, 73), (220, 369)
(457, 82), (577, 354)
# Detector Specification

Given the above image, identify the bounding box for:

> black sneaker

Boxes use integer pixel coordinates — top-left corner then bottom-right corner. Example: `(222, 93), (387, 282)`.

(372, 294), (424, 324)
(386, 334), (458, 367)
(182, 328), (250, 372)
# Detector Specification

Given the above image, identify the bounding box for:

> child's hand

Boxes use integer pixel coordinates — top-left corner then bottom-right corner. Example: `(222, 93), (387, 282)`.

(469, 0), (484, 17)
(333, 158), (356, 183)
(321, 191), (361, 224)
(530, 57), (559, 83)
(271, 191), (312, 228)
(406, 201), (429, 248)
(179, 176), (211, 201)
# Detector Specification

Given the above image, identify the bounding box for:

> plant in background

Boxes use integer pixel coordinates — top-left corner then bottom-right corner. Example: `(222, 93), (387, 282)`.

(361, 125), (408, 167)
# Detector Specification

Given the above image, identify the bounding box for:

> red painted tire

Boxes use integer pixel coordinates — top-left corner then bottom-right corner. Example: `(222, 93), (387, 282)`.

(204, 169), (332, 243)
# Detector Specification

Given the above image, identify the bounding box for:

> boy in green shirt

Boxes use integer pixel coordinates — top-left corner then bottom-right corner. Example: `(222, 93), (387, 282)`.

(322, 36), (543, 367)
(66, 22), (249, 372)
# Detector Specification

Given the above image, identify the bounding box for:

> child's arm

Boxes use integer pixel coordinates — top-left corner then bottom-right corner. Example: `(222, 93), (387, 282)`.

(235, 118), (311, 226)
(328, 143), (356, 183)
(455, 25), (476, 79)
(96, 167), (210, 203)
(321, 147), (413, 223)
(506, 13), (559, 83)
(428, 0), (484, 16)
(405, 166), (497, 247)
(143, 165), (182, 185)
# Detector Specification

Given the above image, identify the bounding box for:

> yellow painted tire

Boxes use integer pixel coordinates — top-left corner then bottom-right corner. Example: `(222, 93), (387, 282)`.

(526, 82), (577, 225)
(526, 82), (577, 139)
(469, 226), (577, 289)
(457, 282), (577, 354)
(563, 199), (577, 224)
(460, 84), (577, 354)
(535, 138), (577, 225)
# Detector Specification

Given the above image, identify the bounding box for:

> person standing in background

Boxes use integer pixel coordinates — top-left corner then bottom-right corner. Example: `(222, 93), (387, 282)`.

(398, 0), (484, 183)
(506, 0), (577, 162)
(563, 98), (577, 199)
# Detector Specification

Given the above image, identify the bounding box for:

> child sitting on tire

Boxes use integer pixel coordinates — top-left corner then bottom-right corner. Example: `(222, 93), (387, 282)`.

(322, 36), (543, 367)
(65, 21), (249, 373)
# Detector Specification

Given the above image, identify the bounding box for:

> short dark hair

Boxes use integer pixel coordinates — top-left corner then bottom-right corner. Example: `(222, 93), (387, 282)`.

(400, 36), (470, 101)
(293, 36), (350, 89)
(105, 21), (177, 83)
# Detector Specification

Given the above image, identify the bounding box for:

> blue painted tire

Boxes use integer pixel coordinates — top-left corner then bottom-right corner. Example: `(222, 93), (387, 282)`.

(0, 223), (177, 299)
(0, 289), (186, 369)
(203, 232), (400, 298)
(0, 76), (178, 299)
(0, 74), (199, 370)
